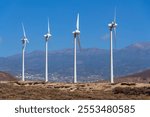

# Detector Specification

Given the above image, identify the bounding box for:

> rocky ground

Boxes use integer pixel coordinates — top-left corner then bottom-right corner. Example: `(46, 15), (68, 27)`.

(0, 81), (150, 100)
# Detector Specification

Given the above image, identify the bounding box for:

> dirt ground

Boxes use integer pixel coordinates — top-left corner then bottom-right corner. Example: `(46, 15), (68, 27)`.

(0, 81), (150, 100)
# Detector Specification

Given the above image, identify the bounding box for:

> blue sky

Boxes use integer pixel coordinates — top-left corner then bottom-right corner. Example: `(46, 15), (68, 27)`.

(0, 0), (150, 56)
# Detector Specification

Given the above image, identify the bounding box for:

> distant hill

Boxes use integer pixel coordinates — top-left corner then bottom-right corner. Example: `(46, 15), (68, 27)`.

(1, 42), (150, 82)
(124, 42), (150, 50)
(0, 71), (17, 81)
(117, 69), (150, 83)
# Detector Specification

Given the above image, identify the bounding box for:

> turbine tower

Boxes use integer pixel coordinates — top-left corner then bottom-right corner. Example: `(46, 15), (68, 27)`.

(108, 9), (117, 83)
(44, 18), (52, 82)
(72, 13), (81, 83)
(21, 23), (29, 81)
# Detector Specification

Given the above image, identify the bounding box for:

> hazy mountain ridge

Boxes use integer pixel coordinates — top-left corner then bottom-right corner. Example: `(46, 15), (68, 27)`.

(1, 42), (150, 82)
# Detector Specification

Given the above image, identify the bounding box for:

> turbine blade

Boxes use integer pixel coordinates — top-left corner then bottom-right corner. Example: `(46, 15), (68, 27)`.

(114, 7), (117, 22)
(114, 27), (116, 37)
(27, 39), (29, 43)
(77, 35), (81, 51)
(48, 18), (50, 34)
(23, 42), (26, 50)
(113, 28), (117, 49)
(22, 23), (26, 37)
(76, 13), (79, 30)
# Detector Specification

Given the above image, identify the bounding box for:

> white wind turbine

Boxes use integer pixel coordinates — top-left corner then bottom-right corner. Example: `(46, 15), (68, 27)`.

(44, 18), (52, 82)
(21, 23), (29, 81)
(108, 9), (117, 83)
(72, 13), (81, 83)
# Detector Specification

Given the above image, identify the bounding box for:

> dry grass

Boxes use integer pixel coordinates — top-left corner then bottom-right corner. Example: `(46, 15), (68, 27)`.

(0, 81), (150, 100)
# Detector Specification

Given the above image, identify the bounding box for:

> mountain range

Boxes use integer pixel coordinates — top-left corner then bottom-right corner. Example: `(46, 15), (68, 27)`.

(1, 42), (150, 82)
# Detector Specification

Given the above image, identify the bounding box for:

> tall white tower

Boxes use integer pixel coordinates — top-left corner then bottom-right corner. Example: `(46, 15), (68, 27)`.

(21, 23), (29, 81)
(108, 13), (117, 83)
(72, 13), (81, 83)
(44, 19), (52, 82)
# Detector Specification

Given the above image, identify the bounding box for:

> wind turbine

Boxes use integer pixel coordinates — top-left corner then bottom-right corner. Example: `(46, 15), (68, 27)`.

(72, 13), (81, 83)
(44, 18), (52, 82)
(21, 23), (29, 81)
(108, 9), (117, 83)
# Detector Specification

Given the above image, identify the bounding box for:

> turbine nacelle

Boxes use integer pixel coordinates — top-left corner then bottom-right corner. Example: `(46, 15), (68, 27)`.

(112, 21), (117, 27)
(73, 30), (80, 37)
(108, 22), (117, 30)
(22, 38), (29, 44)
(73, 30), (80, 34)
(44, 33), (52, 41)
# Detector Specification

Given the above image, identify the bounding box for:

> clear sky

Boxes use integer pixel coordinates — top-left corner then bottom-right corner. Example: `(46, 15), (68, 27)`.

(0, 0), (150, 56)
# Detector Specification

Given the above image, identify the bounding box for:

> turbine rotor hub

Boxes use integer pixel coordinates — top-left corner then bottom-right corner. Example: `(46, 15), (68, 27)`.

(108, 22), (117, 30)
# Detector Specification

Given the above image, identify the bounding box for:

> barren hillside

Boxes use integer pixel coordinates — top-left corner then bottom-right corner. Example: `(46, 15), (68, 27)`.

(117, 69), (150, 83)
(0, 81), (149, 100)
(0, 71), (17, 81)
